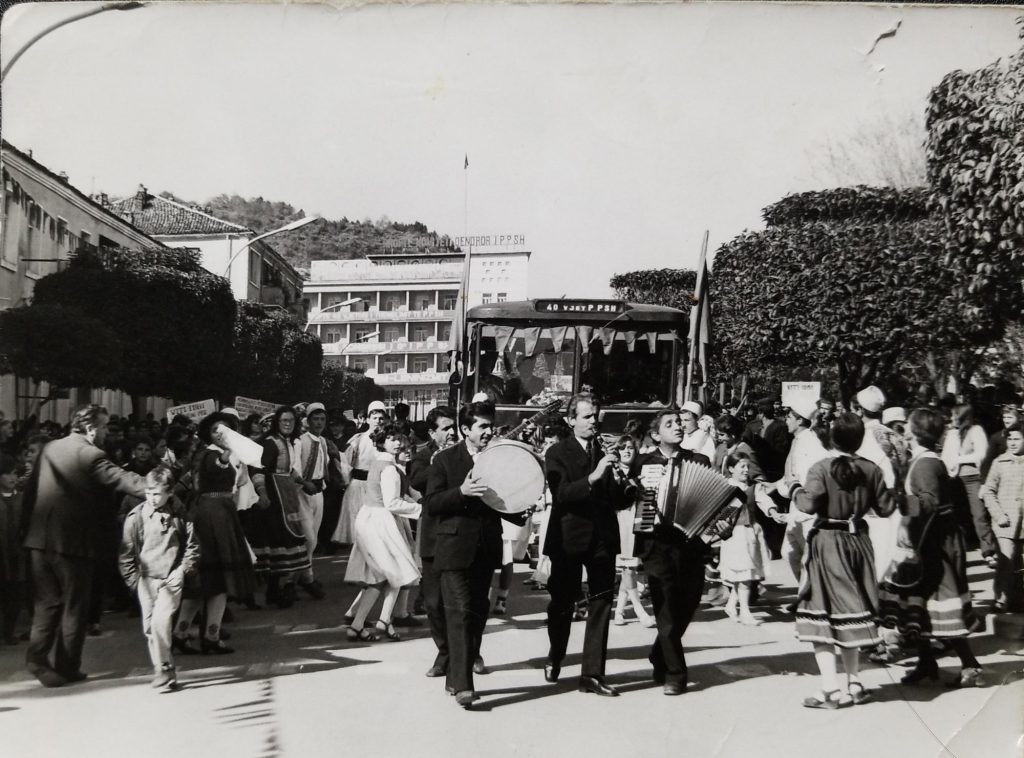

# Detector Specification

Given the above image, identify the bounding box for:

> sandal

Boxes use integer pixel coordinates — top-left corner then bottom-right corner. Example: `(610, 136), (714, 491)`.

(802, 690), (850, 710)
(376, 621), (401, 641)
(848, 681), (872, 705)
(346, 626), (378, 642)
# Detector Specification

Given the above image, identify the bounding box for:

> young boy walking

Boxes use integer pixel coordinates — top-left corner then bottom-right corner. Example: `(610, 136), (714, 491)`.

(119, 467), (199, 691)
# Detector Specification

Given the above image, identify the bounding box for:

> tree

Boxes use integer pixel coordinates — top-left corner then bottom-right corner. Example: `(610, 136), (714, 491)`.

(609, 268), (696, 311)
(926, 20), (1024, 329)
(320, 361), (384, 412)
(712, 186), (999, 402)
(233, 302), (323, 405)
(30, 247), (237, 409)
(0, 304), (123, 388)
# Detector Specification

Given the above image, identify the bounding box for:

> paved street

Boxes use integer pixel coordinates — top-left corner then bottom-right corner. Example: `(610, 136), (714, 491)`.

(2, 551), (1021, 758)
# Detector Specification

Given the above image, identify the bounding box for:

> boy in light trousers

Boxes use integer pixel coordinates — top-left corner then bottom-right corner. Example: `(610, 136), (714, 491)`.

(120, 467), (199, 691)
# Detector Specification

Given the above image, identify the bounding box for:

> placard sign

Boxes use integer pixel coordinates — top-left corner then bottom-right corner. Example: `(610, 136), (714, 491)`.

(235, 396), (278, 418)
(781, 382), (821, 409)
(166, 399), (217, 423)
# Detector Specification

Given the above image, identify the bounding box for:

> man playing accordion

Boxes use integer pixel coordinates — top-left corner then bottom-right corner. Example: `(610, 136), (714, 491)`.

(633, 409), (738, 695)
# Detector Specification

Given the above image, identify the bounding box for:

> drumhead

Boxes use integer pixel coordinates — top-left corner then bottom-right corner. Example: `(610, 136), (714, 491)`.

(474, 440), (545, 514)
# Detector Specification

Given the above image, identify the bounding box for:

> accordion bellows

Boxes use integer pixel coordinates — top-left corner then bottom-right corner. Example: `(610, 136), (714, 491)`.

(671, 461), (742, 539)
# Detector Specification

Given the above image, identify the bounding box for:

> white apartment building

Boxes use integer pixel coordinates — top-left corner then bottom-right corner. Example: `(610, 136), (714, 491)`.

(304, 248), (529, 417)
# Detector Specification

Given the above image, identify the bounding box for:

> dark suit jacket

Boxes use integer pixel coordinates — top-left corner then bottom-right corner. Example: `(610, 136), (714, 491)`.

(409, 441), (439, 559)
(543, 436), (631, 557)
(23, 433), (147, 559)
(423, 442), (504, 571)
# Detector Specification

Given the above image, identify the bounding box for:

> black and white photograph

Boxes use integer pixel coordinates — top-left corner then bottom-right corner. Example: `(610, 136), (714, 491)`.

(0, 0), (1023, 755)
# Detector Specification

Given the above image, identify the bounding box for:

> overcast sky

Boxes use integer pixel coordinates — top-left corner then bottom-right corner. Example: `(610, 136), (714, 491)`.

(3, 2), (1021, 297)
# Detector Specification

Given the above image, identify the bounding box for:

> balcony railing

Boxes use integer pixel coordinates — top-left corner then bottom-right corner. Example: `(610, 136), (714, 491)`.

(366, 370), (450, 385)
(311, 308), (456, 323)
(321, 339), (451, 355)
(309, 263), (465, 282)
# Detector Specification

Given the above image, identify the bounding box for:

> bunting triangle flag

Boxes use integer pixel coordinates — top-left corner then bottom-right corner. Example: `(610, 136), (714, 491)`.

(522, 327), (542, 358)
(577, 326), (593, 354)
(623, 331), (637, 352)
(598, 328), (614, 355)
(550, 326), (569, 353)
(494, 325), (516, 355)
(646, 332), (658, 352)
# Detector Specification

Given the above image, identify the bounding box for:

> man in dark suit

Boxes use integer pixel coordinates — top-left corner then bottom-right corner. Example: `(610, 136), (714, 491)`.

(424, 400), (524, 709)
(409, 405), (457, 679)
(22, 405), (146, 687)
(633, 409), (724, 695)
(543, 393), (633, 697)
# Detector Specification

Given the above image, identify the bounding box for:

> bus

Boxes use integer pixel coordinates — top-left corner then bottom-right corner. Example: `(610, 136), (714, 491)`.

(461, 298), (689, 432)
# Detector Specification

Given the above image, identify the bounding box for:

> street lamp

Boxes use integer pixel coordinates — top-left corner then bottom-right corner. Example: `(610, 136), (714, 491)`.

(2, 2), (146, 83)
(335, 330), (380, 369)
(222, 215), (321, 281)
(304, 297), (363, 331)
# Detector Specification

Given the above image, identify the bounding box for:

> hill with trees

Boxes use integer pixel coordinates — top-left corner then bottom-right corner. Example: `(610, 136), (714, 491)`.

(157, 192), (457, 277)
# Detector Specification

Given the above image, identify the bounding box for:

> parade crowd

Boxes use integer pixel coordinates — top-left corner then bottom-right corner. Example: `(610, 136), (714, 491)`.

(0, 384), (1020, 710)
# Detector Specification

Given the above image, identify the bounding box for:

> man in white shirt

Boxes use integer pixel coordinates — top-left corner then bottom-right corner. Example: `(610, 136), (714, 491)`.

(294, 402), (330, 599)
(768, 397), (830, 590)
(680, 401), (717, 461)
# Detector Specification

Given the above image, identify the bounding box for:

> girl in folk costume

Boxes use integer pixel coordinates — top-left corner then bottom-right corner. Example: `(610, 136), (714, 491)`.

(880, 409), (984, 687)
(721, 453), (786, 625)
(343, 424), (421, 641)
(332, 401), (388, 545)
(244, 406), (311, 609)
(613, 435), (655, 627)
(173, 413), (258, 655)
(793, 413), (896, 709)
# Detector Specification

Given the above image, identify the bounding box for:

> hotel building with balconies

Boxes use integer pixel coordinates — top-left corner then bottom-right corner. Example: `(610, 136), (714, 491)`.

(304, 247), (529, 417)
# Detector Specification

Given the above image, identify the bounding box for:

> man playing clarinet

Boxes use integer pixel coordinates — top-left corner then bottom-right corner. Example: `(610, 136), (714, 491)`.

(633, 409), (718, 695)
(543, 393), (634, 696)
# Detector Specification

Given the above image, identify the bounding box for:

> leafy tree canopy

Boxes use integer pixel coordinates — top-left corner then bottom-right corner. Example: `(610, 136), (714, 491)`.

(233, 302), (323, 405)
(31, 247), (237, 401)
(320, 360), (385, 413)
(609, 268), (697, 312)
(926, 20), (1024, 326)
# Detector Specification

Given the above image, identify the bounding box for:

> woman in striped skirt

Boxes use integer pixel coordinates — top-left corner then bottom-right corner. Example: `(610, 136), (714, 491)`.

(879, 408), (984, 687)
(793, 413), (896, 709)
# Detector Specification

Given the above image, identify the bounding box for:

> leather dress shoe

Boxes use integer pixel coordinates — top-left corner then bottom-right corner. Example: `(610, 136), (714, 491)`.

(28, 664), (66, 688)
(61, 670), (88, 684)
(455, 690), (479, 708)
(663, 681), (687, 696)
(578, 675), (619, 697)
(544, 662), (561, 683)
(472, 657), (489, 675)
(425, 665), (446, 678)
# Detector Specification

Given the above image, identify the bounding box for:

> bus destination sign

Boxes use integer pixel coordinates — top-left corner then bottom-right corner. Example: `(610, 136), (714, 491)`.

(534, 300), (627, 314)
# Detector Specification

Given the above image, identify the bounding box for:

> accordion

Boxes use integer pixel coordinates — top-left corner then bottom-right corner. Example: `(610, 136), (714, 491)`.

(633, 460), (742, 541)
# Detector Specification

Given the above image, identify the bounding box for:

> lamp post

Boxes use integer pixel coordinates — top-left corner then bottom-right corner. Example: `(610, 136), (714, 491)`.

(2, 2), (145, 83)
(335, 330), (380, 369)
(304, 297), (363, 332)
(222, 215), (320, 290)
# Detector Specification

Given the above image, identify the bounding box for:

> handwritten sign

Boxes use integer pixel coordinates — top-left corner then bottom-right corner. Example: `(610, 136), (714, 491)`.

(781, 382), (821, 409)
(234, 396), (278, 418)
(166, 399), (216, 423)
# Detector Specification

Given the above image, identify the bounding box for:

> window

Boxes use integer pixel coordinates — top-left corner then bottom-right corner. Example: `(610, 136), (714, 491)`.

(382, 327), (401, 343)
(382, 296), (402, 311)
(411, 358), (430, 373)
(249, 250), (260, 285)
(411, 325), (430, 341)
(435, 388), (449, 403)
(382, 360), (401, 374)
(413, 294), (432, 310)
(350, 358), (368, 371)
(441, 293), (457, 310)
(497, 292), (507, 303)
(326, 294), (347, 308)
(439, 323), (452, 342)
(324, 329), (343, 344)
(353, 328), (375, 341)
(482, 293), (493, 304)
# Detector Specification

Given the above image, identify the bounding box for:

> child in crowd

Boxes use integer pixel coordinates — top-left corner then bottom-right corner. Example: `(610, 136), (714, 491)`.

(614, 435), (655, 627)
(0, 455), (27, 644)
(980, 423), (1024, 612)
(721, 453), (785, 625)
(119, 467), (199, 692)
(15, 435), (45, 490)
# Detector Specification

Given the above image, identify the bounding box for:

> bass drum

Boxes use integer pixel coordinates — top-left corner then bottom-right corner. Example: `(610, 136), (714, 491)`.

(473, 440), (545, 514)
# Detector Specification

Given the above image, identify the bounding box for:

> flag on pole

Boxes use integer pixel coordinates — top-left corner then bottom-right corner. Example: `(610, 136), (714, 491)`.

(684, 231), (711, 403)
(447, 247), (473, 400)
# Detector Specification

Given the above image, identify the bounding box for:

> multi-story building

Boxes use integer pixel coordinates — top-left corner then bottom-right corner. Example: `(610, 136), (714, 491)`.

(304, 247), (529, 417)
(0, 141), (173, 420)
(108, 187), (305, 317)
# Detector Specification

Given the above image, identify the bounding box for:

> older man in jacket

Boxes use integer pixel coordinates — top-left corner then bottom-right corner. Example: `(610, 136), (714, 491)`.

(22, 405), (146, 687)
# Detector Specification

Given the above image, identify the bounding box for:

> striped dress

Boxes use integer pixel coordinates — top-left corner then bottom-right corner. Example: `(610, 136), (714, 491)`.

(794, 455), (896, 648)
(879, 452), (982, 640)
